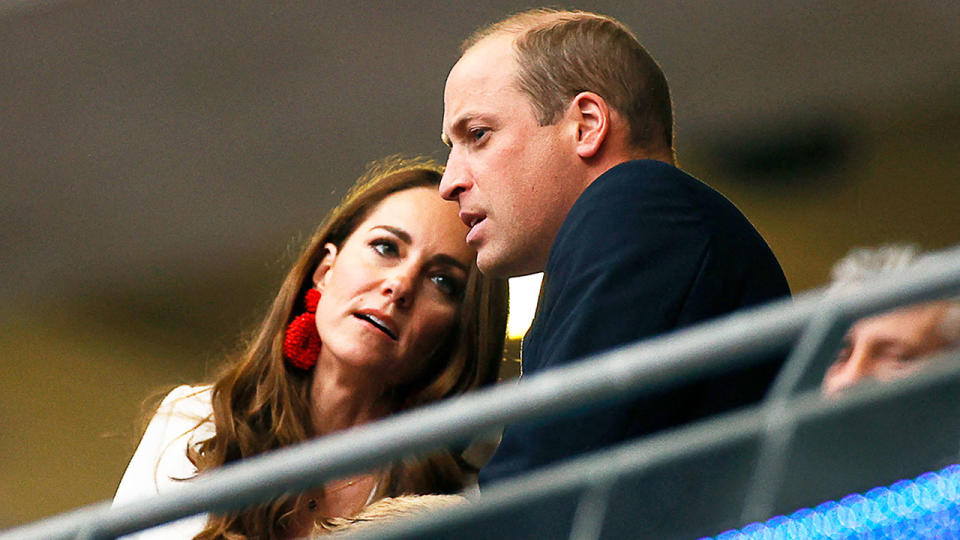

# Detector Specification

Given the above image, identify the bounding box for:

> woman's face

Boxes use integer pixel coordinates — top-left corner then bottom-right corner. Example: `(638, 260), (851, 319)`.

(312, 187), (475, 384)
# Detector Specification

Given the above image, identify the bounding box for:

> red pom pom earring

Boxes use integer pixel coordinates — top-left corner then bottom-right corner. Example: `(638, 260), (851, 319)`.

(283, 288), (322, 370)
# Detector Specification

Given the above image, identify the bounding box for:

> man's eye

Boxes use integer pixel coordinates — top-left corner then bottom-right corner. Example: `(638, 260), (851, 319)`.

(432, 274), (463, 298)
(371, 239), (399, 257)
(470, 128), (487, 141)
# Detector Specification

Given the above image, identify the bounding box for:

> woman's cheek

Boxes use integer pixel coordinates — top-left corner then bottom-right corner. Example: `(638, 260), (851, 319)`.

(414, 307), (457, 355)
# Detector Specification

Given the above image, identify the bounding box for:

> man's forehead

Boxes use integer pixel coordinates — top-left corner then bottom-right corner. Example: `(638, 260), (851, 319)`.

(443, 39), (520, 129)
(448, 34), (516, 89)
(463, 32), (517, 61)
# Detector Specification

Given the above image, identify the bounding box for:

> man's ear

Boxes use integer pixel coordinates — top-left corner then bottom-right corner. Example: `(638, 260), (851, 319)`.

(311, 243), (339, 290)
(570, 91), (610, 159)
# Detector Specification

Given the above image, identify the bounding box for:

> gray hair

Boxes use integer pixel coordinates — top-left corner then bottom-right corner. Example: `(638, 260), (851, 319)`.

(830, 244), (960, 342)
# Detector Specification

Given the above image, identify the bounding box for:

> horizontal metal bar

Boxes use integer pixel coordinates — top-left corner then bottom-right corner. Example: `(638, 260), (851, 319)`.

(348, 350), (960, 540)
(3, 245), (960, 540)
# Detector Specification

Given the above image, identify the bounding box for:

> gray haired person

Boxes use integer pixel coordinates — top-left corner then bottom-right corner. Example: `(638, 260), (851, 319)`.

(822, 244), (960, 395)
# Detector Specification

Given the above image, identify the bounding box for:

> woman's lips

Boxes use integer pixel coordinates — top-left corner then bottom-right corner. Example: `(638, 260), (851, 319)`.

(353, 311), (398, 340)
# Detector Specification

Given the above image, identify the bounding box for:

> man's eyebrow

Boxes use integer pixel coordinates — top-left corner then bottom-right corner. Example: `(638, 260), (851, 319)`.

(372, 225), (411, 244)
(442, 113), (481, 148)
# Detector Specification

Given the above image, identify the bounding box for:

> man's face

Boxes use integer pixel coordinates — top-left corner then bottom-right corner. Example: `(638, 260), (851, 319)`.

(439, 34), (580, 278)
(821, 301), (955, 396)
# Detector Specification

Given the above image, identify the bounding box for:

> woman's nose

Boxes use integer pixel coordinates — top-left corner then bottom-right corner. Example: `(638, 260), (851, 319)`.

(382, 268), (416, 307)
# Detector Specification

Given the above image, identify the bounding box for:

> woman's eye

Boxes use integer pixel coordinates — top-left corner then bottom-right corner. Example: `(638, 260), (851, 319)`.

(431, 274), (462, 299)
(891, 352), (918, 365)
(371, 239), (399, 257)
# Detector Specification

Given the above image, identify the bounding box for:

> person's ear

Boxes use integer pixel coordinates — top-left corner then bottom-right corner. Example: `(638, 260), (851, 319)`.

(570, 92), (610, 159)
(311, 243), (339, 291)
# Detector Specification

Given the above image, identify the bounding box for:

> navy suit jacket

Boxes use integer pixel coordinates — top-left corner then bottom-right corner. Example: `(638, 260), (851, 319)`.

(480, 160), (791, 484)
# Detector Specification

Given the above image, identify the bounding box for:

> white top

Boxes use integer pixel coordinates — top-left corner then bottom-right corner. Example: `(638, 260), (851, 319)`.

(113, 385), (496, 538)
(113, 385), (215, 539)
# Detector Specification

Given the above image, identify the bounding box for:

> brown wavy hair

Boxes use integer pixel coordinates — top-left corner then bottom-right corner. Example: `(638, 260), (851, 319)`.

(188, 156), (508, 539)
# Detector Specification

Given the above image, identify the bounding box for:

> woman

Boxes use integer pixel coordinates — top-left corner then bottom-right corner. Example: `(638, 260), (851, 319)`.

(113, 157), (509, 539)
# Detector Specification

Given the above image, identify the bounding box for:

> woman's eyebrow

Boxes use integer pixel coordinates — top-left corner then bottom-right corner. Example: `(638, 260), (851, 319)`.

(433, 254), (469, 274)
(371, 225), (469, 272)
(371, 225), (411, 244)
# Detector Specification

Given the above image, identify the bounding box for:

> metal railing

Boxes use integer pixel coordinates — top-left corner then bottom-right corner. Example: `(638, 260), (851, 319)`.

(349, 350), (960, 540)
(4, 244), (960, 540)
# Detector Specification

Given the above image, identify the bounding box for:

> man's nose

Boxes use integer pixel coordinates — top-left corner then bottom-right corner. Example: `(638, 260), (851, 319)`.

(439, 153), (469, 201)
(822, 344), (872, 396)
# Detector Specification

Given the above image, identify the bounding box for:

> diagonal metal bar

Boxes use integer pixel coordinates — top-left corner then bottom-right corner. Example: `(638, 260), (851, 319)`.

(346, 353), (960, 540)
(2, 246), (960, 540)
(741, 306), (847, 523)
(568, 478), (614, 540)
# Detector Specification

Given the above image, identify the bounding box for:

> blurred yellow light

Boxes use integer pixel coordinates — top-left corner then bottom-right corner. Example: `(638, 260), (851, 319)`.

(507, 273), (543, 339)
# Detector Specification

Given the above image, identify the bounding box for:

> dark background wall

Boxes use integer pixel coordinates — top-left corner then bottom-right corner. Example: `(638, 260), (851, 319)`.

(2, 1), (958, 527)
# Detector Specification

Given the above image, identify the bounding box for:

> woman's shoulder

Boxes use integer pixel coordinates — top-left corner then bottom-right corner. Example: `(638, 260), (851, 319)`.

(151, 384), (216, 451)
(113, 384), (216, 521)
(156, 384), (213, 419)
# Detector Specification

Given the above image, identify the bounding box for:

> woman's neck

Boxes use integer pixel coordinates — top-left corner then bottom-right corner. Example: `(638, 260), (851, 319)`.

(309, 352), (393, 435)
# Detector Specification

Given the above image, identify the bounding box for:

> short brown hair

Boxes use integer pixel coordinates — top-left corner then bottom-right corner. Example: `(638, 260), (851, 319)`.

(463, 8), (673, 153)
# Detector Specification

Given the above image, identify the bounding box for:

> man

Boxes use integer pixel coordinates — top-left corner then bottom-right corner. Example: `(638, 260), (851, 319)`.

(439, 8), (791, 483)
(822, 245), (960, 395)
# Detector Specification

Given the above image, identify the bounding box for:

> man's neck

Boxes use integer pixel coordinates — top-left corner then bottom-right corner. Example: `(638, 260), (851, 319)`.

(583, 138), (676, 190)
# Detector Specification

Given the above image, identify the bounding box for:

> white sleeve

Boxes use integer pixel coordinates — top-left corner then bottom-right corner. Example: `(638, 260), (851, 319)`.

(113, 385), (214, 539)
